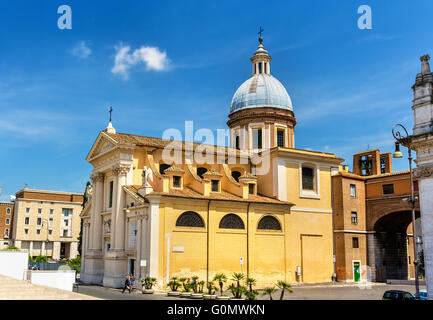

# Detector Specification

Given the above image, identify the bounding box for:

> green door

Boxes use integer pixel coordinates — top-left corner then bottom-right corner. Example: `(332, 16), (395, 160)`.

(353, 262), (361, 282)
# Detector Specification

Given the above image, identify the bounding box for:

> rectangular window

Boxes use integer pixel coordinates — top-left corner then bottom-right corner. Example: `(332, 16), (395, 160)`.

(63, 230), (68, 237)
(173, 176), (181, 188)
(5, 218), (10, 225)
(26, 208), (30, 214)
(50, 209), (54, 215)
(36, 229), (41, 235)
(24, 229), (29, 235)
(38, 208), (42, 214)
(62, 208), (71, 217)
(4, 229), (9, 238)
(277, 129), (285, 147)
(64, 219), (69, 227)
(302, 167), (315, 191)
(37, 217), (42, 226)
(49, 218), (53, 227)
(25, 217), (30, 225)
(6, 208), (11, 214)
(382, 184), (394, 195)
(353, 237), (359, 248)
(350, 184), (356, 197)
(235, 135), (240, 150)
(258, 62), (262, 74)
(249, 183), (255, 195)
(252, 128), (263, 149)
(49, 230), (52, 235)
(351, 212), (358, 224)
(211, 180), (219, 192)
(109, 180), (114, 208)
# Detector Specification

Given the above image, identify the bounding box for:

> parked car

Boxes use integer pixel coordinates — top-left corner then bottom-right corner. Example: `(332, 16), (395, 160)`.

(413, 290), (428, 300)
(382, 290), (415, 300)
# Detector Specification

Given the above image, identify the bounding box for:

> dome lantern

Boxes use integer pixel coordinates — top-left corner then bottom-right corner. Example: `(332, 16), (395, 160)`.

(227, 33), (297, 151)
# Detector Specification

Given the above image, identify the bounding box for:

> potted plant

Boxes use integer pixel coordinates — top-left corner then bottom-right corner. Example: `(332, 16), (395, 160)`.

(179, 278), (192, 297)
(203, 281), (217, 300)
(228, 273), (246, 300)
(276, 280), (293, 300)
(213, 273), (227, 296)
(189, 276), (203, 299)
(244, 277), (259, 300)
(167, 277), (181, 296)
(141, 277), (157, 294)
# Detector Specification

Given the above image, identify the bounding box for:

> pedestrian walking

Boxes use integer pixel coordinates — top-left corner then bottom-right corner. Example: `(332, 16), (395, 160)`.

(122, 274), (131, 294)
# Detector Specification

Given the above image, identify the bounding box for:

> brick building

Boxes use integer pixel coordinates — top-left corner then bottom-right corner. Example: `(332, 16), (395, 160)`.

(332, 149), (420, 282)
(0, 202), (14, 249)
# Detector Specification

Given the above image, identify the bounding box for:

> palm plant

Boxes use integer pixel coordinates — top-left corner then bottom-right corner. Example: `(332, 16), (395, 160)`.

(262, 287), (277, 300)
(213, 273), (227, 295)
(191, 276), (199, 293)
(244, 290), (259, 300)
(167, 277), (181, 292)
(227, 283), (246, 299)
(198, 280), (205, 293)
(276, 280), (293, 300)
(246, 277), (256, 292)
(231, 272), (245, 287)
(179, 277), (190, 292)
(141, 277), (157, 289)
(206, 281), (216, 295)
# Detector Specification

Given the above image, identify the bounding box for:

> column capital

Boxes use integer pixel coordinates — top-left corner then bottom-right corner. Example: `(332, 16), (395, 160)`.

(90, 172), (105, 183)
(413, 166), (433, 178)
(112, 164), (131, 176)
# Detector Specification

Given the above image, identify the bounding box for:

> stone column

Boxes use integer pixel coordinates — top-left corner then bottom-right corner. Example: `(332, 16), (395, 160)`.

(102, 164), (130, 288)
(91, 173), (104, 251)
(146, 195), (161, 281)
(52, 241), (60, 260)
(29, 241), (33, 257)
(136, 215), (143, 281)
(113, 165), (129, 250)
(414, 167), (433, 299)
(81, 222), (89, 275)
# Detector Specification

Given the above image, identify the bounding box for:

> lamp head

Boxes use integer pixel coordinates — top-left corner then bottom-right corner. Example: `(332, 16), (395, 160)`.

(393, 142), (403, 158)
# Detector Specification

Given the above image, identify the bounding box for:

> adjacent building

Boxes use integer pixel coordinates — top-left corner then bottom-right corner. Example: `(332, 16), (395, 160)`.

(0, 202), (14, 249)
(11, 188), (83, 260)
(332, 149), (420, 282)
(80, 38), (343, 288)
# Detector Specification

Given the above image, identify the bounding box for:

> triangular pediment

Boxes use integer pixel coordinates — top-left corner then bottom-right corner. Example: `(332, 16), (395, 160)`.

(86, 131), (118, 162)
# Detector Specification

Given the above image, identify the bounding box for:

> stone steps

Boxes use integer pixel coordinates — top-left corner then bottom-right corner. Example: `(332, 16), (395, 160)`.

(0, 275), (99, 300)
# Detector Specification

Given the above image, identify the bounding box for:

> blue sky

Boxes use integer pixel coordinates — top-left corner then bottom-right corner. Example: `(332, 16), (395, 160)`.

(0, 0), (432, 200)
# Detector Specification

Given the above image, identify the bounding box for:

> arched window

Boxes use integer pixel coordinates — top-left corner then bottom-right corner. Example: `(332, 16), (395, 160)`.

(231, 171), (241, 182)
(160, 164), (171, 175)
(176, 211), (205, 228)
(302, 166), (314, 191)
(257, 215), (281, 231)
(219, 214), (245, 229)
(197, 167), (208, 179)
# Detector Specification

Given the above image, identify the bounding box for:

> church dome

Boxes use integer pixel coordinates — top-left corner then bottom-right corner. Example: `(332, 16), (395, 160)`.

(230, 74), (293, 113)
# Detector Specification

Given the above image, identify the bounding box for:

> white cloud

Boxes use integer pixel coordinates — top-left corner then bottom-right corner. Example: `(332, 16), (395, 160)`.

(111, 44), (170, 79)
(71, 41), (92, 59)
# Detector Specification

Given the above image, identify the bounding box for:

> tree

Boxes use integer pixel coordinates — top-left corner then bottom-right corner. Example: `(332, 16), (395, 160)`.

(262, 287), (277, 300)
(276, 280), (293, 300)
(5, 245), (20, 251)
(213, 273), (227, 296)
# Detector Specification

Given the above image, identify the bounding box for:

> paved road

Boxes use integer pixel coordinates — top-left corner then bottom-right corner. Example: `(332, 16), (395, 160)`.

(76, 283), (427, 300)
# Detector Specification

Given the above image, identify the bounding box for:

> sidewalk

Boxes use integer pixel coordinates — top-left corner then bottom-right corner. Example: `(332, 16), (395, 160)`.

(290, 281), (385, 289)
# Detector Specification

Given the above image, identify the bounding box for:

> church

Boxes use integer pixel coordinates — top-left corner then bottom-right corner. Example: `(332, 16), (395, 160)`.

(80, 36), (344, 288)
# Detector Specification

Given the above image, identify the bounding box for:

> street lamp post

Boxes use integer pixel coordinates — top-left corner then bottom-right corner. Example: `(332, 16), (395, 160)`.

(42, 219), (50, 267)
(392, 123), (420, 298)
